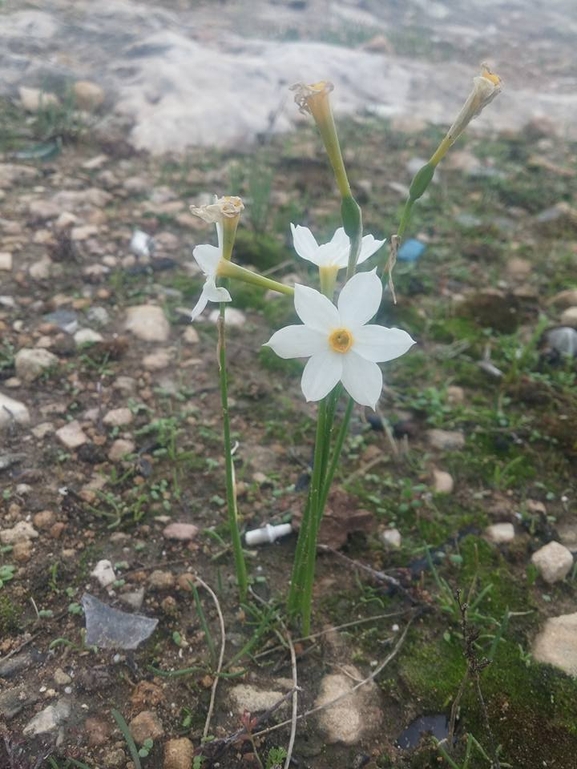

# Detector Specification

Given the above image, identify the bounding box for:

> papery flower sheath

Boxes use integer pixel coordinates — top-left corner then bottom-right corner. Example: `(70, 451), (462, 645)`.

(265, 270), (415, 408)
(291, 224), (385, 270)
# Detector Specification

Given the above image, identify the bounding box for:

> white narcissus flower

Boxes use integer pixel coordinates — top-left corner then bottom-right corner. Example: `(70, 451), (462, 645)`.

(265, 269), (415, 409)
(291, 224), (385, 270)
(190, 222), (232, 321)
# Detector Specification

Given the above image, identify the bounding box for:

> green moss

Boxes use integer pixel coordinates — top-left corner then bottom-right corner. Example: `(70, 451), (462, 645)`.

(0, 594), (21, 635)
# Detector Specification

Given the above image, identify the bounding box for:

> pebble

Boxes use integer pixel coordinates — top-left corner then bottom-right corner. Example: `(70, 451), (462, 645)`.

(548, 289), (577, 309)
(108, 439), (136, 461)
(532, 613), (577, 676)
(84, 716), (112, 746)
(23, 700), (71, 736)
(182, 326), (199, 344)
(0, 251), (12, 270)
(103, 407), (133, 427)
(505, 257), (532, 281)
(74, 328), (104, 345)
(129, 710), (164, 745)
(86, 306), (111, 326)
(54, 668), (72, 686)
(314, 666), (382, 745)
(164, 738), (195, 769)
(12, 540), (33, 563)
(208, 307), (246, 327)
(485, 523), (515, 544)
(125, 305), (170, 342)
(31, 422), (55, 439)
(55, 420), (89, 449)
(143, 349), (172, 371)
(162, 522), (199, 541)
(426, 429), (466, 451)
(229, 684), (287, 714)
(28, 199), (61, 220)
(0, 521), (39, 545)
(0, 685), (39, 719)
(381, 528), (402, 548)
(0, 392), (30, 430)
(148, 570), (175, 590)
(113, 376), (137, 394)
(446, 385), (465, 405)
(14, 348), (59, 382)
(560, 307), (577, 328)
(71, 224), (99, 241)
(432, 469), (454, 494)
(73, 80), (105, 111)
(531, 541), (574, 583)
(119, 589), (145, 610)
(29, 257), (53, 280)
(19, 86), (60, 112)
(101, 748), (126, 768)
(91, 559), (117, 588)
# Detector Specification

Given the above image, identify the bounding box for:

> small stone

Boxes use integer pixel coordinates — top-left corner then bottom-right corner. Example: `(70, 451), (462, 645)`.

(73, 80), (105, 111)
(208, 307), (245, 327)
(71, 225), (99, 241)
(125, 305), (170, 342)
(426, 429), (466, 451)
(31, 422), (55, 439)
(164, 738), (195, 769)
(0, 521), (39, 545)
(446, 385), (465, 405)
(485, 523), (515, 544)
(29, 257), (53, 280)
(84, 716), (112, 746)
(53, 668), (72, 686)
(229, 684), (287, 714)
(23, 700), (71, 736)
(315, 666), (382, 745)
(55, 420), (89, 449)
(101, 748), (126, 768)
(19, 86), (60, 112)
(432, 469), (454, 494)
(506, 257), (532, 281)
(129, 710), (164, 745)
(182, 326), (200, 345)
(548, 289), (577, 309)
(531, 541), (574, 583)
(119, 589), (145, 610)
(560, 307), (577, 328)
(381, 528), (401, 548)
(103, 408), (133, 427)
(74, 328), (104, 345)
(108, 439), (136, 461)
(12, 540), (33, 563)
(0, 685), (39, 719)
(532, 613), (577, 676)
(0, 393), (30, 431)
(143, 349), (171, 371)
(54, 211), (78, 231)
(91, 559), (116, 588)
(14, 348), (59, 382)
(148, 570), (175, 590)
(162, 522), (199, 541)
(0, 252), (12, 271)
(28, 200), (61, 220)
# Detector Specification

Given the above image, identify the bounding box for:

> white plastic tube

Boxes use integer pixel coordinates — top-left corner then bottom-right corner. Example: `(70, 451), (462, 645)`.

(244, 523), (292, 546)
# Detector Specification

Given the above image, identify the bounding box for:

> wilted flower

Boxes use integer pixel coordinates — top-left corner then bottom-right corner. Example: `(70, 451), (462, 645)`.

(265, 270), (414, 408)
(189, 195), (245, 223)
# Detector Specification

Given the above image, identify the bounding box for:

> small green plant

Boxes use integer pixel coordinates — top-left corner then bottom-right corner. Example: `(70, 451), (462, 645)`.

(266, 746), (288, 769)
(138, 738), (154, 759)
(0, 564), (16, 588)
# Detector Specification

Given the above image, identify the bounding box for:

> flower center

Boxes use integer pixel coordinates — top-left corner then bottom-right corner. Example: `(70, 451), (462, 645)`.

(329, 327), (353, 354)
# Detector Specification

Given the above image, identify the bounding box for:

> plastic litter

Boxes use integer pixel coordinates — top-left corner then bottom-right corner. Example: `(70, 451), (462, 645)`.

(245, 523), (292, 546)
(81, 593), (158, 650)
(397, 239), (426, 263)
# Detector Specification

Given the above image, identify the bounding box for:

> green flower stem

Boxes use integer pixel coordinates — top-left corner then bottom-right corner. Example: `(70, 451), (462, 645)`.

(319, 395), (354, 511)
(217, 302), (248, 600)
(218, 260), (294, 297)
(342, 194), (363, 280)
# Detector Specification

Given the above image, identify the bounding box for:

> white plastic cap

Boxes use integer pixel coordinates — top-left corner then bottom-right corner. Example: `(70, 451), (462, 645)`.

(244, 523), (292, 546)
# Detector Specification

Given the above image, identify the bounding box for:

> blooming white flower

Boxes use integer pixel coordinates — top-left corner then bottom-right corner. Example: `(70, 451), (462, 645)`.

(190, 222), (232, 321)
(291, 224), (385, 270)
(265, 270), (415, 408)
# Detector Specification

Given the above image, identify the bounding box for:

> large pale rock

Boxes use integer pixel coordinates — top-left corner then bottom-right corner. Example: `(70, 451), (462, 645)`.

(15, 348), (58, 382)
(0, 392), (30, 430)
(125, 305), (170, 342)
(533, 613), (577, 676)
(531, 541), (574, 583)
(314, 665), (382, 745)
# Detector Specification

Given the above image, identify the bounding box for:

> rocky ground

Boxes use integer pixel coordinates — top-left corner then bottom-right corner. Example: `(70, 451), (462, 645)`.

(0, 3), (577, 769)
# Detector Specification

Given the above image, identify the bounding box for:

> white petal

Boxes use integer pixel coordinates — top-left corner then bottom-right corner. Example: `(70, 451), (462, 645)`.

(190, 291), (209, 322)
(353, 325), (415, 362)
(337, 269), (382, 327)
(193, 244), (221, 277)
(291, 224), (320, 263)
(203, 279), (232, 304)
(319, 227), (350, 267)
(357, 234), (386, 265)
(301, 350), (342, 402)
(265, 326), (326, 359)
(294, 283), (340, 332)
(341, 352), (383, 409)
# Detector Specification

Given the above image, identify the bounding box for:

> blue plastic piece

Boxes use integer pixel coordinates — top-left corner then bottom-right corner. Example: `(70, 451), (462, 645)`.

(397, 239), (426, 262)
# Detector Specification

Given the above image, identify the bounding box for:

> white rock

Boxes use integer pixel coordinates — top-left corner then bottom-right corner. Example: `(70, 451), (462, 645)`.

(91, 559), (116, 588)
(314, 666), (382, 745)
(229, 684), (287, 714)
(426, 429), (466, 451)
(531, 541), (574, 584)
(143, 349), (171, 371)
(28, 199), (61, 220)
(23, 700), (71, 735)
(108, 438), (135, 461)
(19, 86), (60, 112)
(71, 225), (99, 241)
(432, 469), (454, 494)
(74, 328), (104, 345)
(163, 523), (200, 541)
(532, 613), (577, 676)
(29, 257), (53, 280)
(14, 348), (59, 382)
(381, 528), (401, 548)
(0, 392), (30, 430)
(73, 80), (105, 111)
(560, 307), (577, 328)
(103, 407), (133, 427)
(0, 521), (39, 545)
(0, 252), (12, 271)
(125, 305), (170, 342)
(55, 420), (89, 449)
(208, 307), (246, 327)
(485, 523), (515, 544)
(182, 326), (199, 345)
